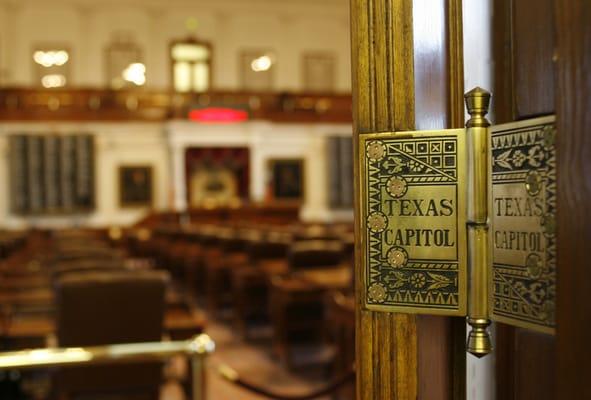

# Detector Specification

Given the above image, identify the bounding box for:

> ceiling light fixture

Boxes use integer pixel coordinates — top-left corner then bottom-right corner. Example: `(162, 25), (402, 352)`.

(41, 74), (67, 88)
(33, 50), (69, 67)
(251, 55), (273, 72)
(122, 63), (146, 86)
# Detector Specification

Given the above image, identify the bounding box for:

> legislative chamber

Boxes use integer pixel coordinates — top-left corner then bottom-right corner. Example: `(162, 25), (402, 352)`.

(1, 0), (588, 399)
(0, 0), (356, 399)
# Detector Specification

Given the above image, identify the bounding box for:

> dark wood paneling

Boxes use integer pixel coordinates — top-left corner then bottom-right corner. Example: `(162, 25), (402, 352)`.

(494, 324), (516, 400)
(352, 0), (465, 399)
(494, 0), (556, 123)
(495, 323), (555, 400)
(555, 0), (591, 398)
(514, 330), (555, 400)
(492, 1), (557, 399)
(413, 0), (449, 130)
(513, 0), (556, 118)
(417, 317), (451, 399)
(351, 0), (417, 398)
(418, 317), (466, 400)
(493, 0), (516, 123)
(414, 1), (465, 399)
(0, 88), (352, 123)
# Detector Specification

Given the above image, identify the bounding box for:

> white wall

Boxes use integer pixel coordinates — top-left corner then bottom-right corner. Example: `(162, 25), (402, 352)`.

(0, 0), (352, 228)
(0, 120), (352, 228)
(0, 0), (351, 92)
(167, 120), (353, 221)
(0, 122), (170, 228)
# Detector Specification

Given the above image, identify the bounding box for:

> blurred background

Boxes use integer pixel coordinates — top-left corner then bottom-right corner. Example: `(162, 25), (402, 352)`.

(0, 0), (356, 399)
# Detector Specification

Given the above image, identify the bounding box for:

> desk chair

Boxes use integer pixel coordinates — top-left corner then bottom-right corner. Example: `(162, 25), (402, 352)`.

(231, 236), (288, 337)
(326, 291), (355, 400)
(269, 241), (346, 368)
(51, 260), (126, 280)
(53, 270), (168, 400)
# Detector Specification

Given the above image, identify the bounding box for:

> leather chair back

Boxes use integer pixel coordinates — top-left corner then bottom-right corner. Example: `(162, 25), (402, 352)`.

(54, 270), (168, 399)
(247, 240), (288, 261)
(50, 249), (121, 266)
(51, 260), (127, 281)
(291, 224), (340, 241)
(287, 240), (344, 270)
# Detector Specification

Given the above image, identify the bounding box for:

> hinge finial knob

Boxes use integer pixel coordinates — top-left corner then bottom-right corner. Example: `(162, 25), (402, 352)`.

(465, 87), (491, 128)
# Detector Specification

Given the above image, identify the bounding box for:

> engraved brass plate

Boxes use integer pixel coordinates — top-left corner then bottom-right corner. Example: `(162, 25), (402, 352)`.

(360, 130), (467, 315)
(490, 116), (556, 334)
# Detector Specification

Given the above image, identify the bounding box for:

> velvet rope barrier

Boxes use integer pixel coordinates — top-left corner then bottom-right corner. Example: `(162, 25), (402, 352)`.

(218, 364), (355, 400)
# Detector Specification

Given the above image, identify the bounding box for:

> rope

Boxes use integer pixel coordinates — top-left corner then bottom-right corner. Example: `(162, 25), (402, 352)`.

(218, 364), (355, 400)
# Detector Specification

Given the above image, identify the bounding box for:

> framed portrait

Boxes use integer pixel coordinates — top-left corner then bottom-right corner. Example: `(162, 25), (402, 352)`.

(268, 159), (305, 202)
(302, 52), (336, 93)
(119, 166), (153, 208)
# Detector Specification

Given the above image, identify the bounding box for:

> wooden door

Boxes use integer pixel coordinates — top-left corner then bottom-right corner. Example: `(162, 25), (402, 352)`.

(493, 0), (591, 398)
(555, 1), (591, 398)
(493, 1), (555, 398)
(352, 0), (591, 399)
(351, 1), (466, 399)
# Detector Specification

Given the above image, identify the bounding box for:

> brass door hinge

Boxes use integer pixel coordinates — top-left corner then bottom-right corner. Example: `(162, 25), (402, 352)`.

(359, 87), (556, 357)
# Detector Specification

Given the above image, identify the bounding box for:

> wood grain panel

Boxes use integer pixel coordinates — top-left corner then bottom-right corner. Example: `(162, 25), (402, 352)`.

(494, 0), (556, 122)
(513, 0), (555, 118)
(413, 0), (448, 130)
(492, 1), (557, 399)
(417, 317), (451, 399)
(492, 0), (515, 123)
(0, 89), (353, 123)
(514, 330), (555, 400)
(414, 1), (465, 399)
(494, 324), (516, 400)
(446, 0), (465, 130)
(352, 1), (465, 399)
(555, 0), (591, 398)
(351, 1), (417, 399)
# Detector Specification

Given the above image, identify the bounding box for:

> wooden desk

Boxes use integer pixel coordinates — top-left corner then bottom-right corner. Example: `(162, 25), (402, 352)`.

(0, 275), (50, 290)
(0, 288), (188, 310)
(295, 266), (352, 289)
(0, 310), (207, 350)
(326, 291), (355, 400)
(259, 259), (289, 277)
(0, 289), (53, 307)
(268, 266), (352, 368)
(164, 309), (207, 340)
(3, 315), (54, 338)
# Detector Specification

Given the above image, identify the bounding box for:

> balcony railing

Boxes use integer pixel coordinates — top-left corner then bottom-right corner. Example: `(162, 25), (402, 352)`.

(0, 88), (352, 123)
(0, 334), (215, 400)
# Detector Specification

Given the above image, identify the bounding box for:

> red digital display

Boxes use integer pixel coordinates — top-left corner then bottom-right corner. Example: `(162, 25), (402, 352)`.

(188, 107), (249, 123)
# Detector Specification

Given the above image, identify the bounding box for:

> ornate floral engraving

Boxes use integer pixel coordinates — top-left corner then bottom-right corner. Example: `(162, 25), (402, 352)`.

(363, 135), (462, 312)
(491, 120), (556, 332)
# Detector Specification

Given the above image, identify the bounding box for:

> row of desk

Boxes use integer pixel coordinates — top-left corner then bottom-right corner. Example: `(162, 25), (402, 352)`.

(0, 234), (206, 351)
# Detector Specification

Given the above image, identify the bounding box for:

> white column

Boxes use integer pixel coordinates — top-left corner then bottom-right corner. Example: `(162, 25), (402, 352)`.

(249, 131), (266, 202)
(170, 143), (187, 212)
(300, 133), (329, 221)
(0, 134), (10, 226)
(91, 133), (113, 226)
